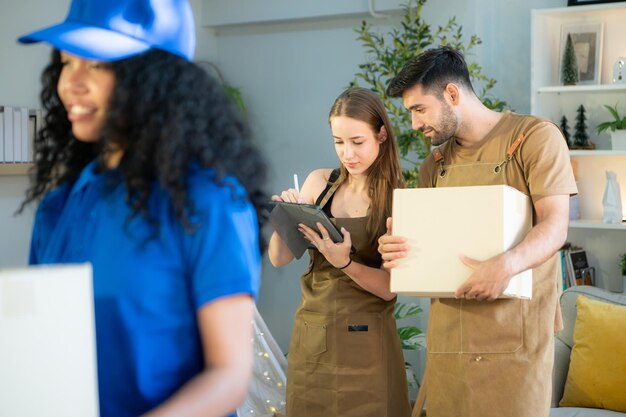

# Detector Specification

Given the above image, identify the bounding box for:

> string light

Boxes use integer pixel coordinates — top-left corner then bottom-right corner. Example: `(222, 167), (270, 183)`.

(240, 312), (288, 416)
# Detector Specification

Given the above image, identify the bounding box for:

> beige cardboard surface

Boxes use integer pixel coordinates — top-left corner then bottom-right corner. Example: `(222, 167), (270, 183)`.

(391, 185), (532, 298)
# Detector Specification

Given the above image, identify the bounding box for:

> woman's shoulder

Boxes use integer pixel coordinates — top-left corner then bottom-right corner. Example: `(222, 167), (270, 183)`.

(303, 168), (336, 202)
(32, 182), (74, 231)
(38, 182), (73, 211)
(185, 167), (249, 209)
(306, 168), (335, 184)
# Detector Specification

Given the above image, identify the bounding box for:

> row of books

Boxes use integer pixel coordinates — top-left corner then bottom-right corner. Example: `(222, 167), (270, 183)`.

(0, 106), (41, 164)
(556, 243), (595, 296)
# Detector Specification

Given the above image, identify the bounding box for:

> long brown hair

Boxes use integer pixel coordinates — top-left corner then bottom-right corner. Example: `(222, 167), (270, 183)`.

(328, 87), (404, 244)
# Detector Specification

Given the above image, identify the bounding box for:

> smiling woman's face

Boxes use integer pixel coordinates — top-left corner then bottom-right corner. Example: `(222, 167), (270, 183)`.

(57, 51), (116, 142)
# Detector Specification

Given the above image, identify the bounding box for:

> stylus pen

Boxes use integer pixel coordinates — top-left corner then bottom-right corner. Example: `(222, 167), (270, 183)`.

(293, 174), (300, 193)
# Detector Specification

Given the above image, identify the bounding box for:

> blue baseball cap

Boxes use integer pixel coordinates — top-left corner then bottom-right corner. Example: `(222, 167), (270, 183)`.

(18, 0), (196, 62)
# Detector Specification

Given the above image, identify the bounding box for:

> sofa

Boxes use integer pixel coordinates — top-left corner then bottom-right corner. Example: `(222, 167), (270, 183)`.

(550, 285), (626, 417)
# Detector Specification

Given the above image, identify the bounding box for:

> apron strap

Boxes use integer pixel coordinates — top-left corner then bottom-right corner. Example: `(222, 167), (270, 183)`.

(494, 133), (527, 173)
(317, 169), (342, 209)
(506, 132), (526, 158)
(432, 147), (447, 178)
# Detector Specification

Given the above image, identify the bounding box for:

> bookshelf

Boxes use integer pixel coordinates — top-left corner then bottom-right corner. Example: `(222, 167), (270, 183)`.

(0, 163), (33, 175)
(531, 4), (626, 292)
(569, 220), (625, 231)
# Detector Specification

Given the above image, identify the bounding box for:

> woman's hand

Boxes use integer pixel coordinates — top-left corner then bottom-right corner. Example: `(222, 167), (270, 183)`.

(300, 221), (396, 301)
(268, 185), (312, 267)
(298, 222), (352, 268)
(271, 188), (304, 203)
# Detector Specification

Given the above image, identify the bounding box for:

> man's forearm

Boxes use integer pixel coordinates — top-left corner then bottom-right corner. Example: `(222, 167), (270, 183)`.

(503, 195), (570, 278)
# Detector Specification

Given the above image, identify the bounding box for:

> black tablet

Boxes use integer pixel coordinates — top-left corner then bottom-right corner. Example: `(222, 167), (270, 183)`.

(269, 202), (347, 259)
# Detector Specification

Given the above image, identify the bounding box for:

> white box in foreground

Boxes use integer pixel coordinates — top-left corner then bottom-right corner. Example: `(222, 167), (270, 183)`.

(391, 185), (533, 299)
(0, 263), (99, 417)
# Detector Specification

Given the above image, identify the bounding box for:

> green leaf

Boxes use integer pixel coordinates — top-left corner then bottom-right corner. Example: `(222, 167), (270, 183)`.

(605, 104), (621, 122)
(223, 84), (246, 114)
(596, 121), (615, 134)
(397, 326), (425, 350)
(394, 302), (423, 319)
(597, 103), (626, 133)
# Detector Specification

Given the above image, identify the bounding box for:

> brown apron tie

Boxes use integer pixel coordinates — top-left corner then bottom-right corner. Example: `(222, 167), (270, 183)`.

(432, 147), (446, 178)
(494, 133), (526, 173)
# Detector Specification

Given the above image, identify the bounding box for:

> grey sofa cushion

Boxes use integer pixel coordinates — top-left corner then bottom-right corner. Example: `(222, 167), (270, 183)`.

(551, 338), (571, 407)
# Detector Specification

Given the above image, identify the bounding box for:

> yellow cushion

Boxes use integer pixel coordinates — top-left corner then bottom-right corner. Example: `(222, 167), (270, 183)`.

(559, 295), (626, 411)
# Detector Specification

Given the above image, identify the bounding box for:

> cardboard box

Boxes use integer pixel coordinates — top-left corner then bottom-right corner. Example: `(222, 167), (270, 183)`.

(0, 264), (99, 417)
(391, 185), (533, 298)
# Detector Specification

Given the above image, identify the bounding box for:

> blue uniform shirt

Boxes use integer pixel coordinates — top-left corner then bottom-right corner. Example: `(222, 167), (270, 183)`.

(29, 160), (261, 417)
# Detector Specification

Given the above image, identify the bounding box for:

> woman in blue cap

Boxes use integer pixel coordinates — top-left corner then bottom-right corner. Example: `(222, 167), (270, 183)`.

(19, 1), (267, 417)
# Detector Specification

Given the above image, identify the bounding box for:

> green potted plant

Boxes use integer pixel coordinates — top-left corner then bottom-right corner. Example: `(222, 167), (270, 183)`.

(352, 0), (508, 187)
(596, 103), (626, 150)
(394, 301), (425, 389)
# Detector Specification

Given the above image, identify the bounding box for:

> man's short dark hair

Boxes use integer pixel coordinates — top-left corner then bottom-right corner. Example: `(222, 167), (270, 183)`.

(386, 46), (475, 98)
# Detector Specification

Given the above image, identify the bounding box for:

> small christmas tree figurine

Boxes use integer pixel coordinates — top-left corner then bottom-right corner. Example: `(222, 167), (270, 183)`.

(561, 34), (579, 85)
(573, 104), (594, 149)
(560, 115), (572, 148)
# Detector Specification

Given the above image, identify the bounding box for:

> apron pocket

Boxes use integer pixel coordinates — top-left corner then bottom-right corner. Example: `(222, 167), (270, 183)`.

(427, 298), (524, 354)
(460, 298), (523, 353)
(337, 313), (382, 368)
(303, 320), (327, 357)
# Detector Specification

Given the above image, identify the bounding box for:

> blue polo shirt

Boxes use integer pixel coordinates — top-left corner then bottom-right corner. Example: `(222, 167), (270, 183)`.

(29, 160), (261, 417)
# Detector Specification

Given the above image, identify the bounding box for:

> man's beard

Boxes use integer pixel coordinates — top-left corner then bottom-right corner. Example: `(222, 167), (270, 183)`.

(428, 103), (458, 147)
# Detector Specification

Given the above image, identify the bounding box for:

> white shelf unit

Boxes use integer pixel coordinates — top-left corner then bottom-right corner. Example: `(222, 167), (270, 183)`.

(536, 84), (626, 94)
(532, 5), (626, 292)
(569, 149), (626, 156)
(569, 220), (625, 230)
(0, 163), (32, 175)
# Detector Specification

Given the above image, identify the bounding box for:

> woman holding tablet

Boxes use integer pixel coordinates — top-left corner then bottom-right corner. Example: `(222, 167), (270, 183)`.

(269, 87), (410, 417)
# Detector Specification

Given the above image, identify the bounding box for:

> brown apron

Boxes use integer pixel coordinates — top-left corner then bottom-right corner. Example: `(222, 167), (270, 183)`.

(422, 134), (558, 417)
(286, 176), (411, 417)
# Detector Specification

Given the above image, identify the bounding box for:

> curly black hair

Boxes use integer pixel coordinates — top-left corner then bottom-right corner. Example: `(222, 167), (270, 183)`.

(22, 49), (268, 249)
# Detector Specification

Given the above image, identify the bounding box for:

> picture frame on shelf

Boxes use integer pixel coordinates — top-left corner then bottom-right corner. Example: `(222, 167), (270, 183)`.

(568, 0), (626, 6)
(559, 22), (603, 85)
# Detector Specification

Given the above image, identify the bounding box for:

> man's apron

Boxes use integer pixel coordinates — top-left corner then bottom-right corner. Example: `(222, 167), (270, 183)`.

(286, 176), (411, 417)
(422, 135), (558, 417)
